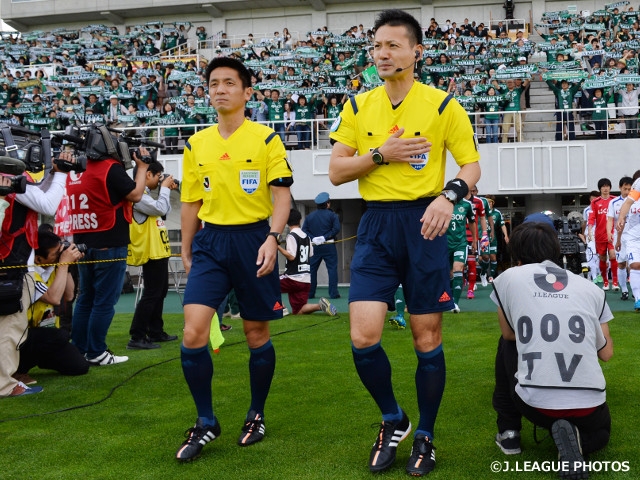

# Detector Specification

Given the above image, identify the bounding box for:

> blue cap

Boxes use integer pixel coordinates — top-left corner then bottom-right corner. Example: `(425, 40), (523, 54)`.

(523, 212), (554, 228)
(315, 192), (330, 204)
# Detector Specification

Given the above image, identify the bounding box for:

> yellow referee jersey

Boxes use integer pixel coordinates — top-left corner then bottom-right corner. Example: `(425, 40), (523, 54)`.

(181, 120), (291, 225)
(330, 82), (480, 201)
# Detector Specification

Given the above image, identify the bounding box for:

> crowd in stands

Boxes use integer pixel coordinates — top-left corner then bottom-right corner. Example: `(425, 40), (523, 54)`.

(4, 1), (640, 146)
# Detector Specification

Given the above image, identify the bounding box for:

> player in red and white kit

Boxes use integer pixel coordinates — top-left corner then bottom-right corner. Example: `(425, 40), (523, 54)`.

(616, 170), (640, 311)
(588, 178), (619, 290)
(465, 187), (488, 299)
(606, 177), (633, 300)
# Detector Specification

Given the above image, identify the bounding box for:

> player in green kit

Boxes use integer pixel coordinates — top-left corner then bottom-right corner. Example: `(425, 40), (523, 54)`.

(447, 195), (476, 312)
(471, 186), (494, 286)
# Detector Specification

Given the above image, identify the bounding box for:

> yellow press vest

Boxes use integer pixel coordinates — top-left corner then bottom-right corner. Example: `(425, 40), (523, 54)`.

(127, 214), (171, 266)
(29, 267), (59, 328)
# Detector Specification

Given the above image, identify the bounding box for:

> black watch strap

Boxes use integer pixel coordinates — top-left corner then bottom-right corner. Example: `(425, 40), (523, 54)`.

(372, 148), (388, 165)
(267, 231), (281, 242)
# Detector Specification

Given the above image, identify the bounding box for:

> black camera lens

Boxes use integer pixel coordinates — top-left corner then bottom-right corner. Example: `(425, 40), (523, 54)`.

(61, 241), (87, 254)
(0, 175), (26, 195)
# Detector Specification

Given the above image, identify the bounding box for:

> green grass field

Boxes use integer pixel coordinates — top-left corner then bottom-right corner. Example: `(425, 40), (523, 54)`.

(1, 308), (638, 480)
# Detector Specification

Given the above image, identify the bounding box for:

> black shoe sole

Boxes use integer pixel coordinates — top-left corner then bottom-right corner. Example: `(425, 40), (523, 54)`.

(552, 420), (588, 480)
(406, 435), (436, 477)
(176, 453), (201, 463)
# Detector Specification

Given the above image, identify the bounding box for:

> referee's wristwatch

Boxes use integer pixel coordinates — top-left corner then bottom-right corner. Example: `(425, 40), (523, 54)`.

(266, 231), (282, 243)
(371, 147), (388, 165)
(440, 190), (458, 204)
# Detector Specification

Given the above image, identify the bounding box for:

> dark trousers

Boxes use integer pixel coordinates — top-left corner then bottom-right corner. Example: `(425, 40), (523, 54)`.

(296, 124), (311, 149)
(594, 119), (607, 139)
(273, 122), (285, 142)
(492, 337), (610, 455)
(57, 263), (78, 334)
(18, 328), (89, 376)
(555, 110), (575, 140)
(624, 115), (638, 138)
(165, 136), (178, 153)
(309, 243), (339, 298)
(129, 257), (169, 340)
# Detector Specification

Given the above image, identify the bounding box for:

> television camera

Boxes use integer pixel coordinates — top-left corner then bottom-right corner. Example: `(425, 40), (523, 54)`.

(54, 124), (164, 169)
(551, 212), (589, 277)
(0, 123), (85, 196)
(0, 121), (165, 196)
(0, 156), (27, 195)
(0, 123), (50, 195)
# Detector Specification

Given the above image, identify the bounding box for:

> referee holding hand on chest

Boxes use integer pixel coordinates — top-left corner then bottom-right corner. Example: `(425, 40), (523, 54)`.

(329, 9), (481, 476)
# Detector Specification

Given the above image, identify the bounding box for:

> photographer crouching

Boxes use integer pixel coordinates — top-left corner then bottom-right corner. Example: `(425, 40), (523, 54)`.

(12, 228), (89, 384)
(0, 151), (78, 397)
(491, 217), (613, 480)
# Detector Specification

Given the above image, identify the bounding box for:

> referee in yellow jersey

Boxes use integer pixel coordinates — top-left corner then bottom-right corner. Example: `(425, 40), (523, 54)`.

(176, 57), (293, 462)
(329, 9), (481, 476)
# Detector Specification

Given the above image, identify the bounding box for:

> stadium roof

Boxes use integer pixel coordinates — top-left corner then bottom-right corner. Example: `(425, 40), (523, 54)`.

(0, 0), (397, 30)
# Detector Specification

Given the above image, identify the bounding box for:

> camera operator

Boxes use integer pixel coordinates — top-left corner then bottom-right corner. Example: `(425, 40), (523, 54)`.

(126, 162), (179, 350)
(491, 218), (613, 480)
(68, 141), (150, 366)
(1, 151), (76, 397)
(13, 229), (89, 384)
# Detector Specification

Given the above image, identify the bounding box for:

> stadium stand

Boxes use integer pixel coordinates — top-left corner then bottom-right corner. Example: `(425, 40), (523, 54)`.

(2, 3), (640, 144)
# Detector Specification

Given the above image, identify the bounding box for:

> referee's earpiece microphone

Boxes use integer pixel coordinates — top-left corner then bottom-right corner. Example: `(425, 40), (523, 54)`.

(395, 51), (421, 72)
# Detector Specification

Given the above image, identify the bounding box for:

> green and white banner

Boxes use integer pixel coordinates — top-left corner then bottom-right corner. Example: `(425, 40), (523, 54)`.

(583, 78), (617, 89)
(605, 1), (629, 10)
(615, 74), (640, 85)
(493, 71), (532, 80)
(542, 70), (589, 81)
(361, 65), (382, 85)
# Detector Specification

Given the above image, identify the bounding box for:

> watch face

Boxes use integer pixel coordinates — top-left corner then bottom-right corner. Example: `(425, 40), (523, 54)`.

(372, 150), (383, 164)
(442, 190), (457, 203)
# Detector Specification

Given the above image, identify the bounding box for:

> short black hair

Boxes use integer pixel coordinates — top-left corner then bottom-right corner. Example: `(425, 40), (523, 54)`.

(373, 9), (423, 46)
(35, 230), (61, 257)
(287, 209), (302, 227)
(633, 169), (640, 182)
(133, 161), (163, 178)
(620, 176), (633, 187)
(148, 161), (164, 176)
(597, 177), (611, 190)
(509, 222), (561, 266)
(38, 223), (54, 234)
(204, 57), (252, 89)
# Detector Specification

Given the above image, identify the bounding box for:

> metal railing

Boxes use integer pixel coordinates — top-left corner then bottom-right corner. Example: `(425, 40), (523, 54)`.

(466, 104), (639, 142)
(44, 103), (639, 185)
(90, 117), (333, 151)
